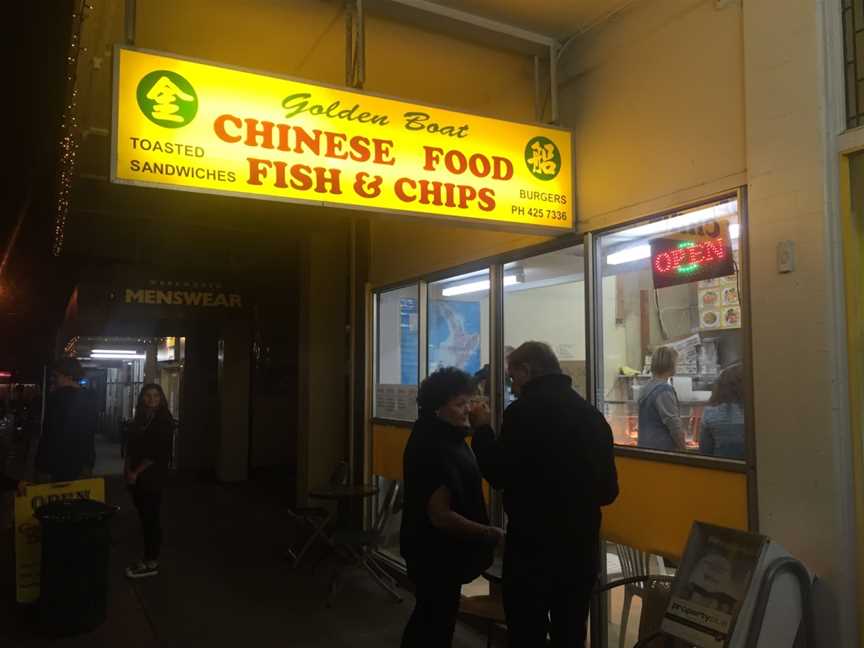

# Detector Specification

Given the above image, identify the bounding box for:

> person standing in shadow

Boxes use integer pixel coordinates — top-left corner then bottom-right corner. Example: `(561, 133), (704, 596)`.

(35, 358), (96, 483)
(400, 367), (504, 648)
(124, 383), (174, 579)
(472, 342), (618, 647)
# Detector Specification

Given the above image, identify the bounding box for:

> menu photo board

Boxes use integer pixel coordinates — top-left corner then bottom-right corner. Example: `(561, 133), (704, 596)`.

(375, 384), (418, 421)
(697, 253), (741, 332)
(112, 47), (573, 232)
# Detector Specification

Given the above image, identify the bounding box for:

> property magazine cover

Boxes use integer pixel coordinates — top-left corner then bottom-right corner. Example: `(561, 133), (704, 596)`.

(661, 522), (768, 648)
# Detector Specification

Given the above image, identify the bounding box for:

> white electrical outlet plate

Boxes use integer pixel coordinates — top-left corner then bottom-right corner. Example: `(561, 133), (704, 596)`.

(777, 240), (795, 273)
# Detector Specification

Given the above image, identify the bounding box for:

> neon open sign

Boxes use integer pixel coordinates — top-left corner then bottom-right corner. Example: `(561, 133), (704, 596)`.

(650, 229), (734, 288)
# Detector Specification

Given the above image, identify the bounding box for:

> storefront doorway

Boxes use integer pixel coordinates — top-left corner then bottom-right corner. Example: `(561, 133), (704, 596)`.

(74, 336), (186, 476)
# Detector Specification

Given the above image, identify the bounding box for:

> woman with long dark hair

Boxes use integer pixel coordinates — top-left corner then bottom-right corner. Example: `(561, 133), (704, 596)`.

(124, 383), (174, 579)
(699, 364), (745, 459)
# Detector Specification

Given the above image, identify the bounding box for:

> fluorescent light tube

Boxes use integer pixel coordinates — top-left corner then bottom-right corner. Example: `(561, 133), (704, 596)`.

(606, 245), (651, 266)
(619, 200), (738, 239)
(441, 274), (519, 297)
(606, 221), (741, 267)
(90, 353), (147, 359)
(91, 349), (138, 355)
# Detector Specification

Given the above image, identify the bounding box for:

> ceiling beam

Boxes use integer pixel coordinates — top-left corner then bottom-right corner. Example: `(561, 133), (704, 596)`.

(364, 0), (556, 57)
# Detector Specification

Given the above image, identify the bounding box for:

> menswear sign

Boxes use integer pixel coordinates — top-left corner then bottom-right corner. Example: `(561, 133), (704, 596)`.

(112, 47), (574, 231)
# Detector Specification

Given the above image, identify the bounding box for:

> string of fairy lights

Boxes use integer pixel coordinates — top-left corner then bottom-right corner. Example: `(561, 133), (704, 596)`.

(53, 0), (92, 257)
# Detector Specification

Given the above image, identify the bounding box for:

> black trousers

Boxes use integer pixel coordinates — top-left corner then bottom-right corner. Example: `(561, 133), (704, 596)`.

(131, 487), (163, 562)
(503, 563), (595, 648)
(401, 571), (463, 648)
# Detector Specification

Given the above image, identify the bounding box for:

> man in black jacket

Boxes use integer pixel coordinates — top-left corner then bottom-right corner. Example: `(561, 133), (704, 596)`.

(35, 358), (96, 482)
(471, 341), (618, 647)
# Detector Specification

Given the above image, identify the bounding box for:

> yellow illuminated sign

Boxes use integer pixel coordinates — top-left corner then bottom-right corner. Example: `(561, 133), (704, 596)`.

(15, 479), (107, 603)
(112, 47), (574, 231)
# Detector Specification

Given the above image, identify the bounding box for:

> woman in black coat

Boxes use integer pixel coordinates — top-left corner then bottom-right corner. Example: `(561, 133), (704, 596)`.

(124, 383), (174, 579)
(400, 367), (504, 648)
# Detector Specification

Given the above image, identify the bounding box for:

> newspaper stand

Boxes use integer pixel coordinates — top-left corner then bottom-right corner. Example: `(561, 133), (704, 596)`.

(626, 522), (813, 648)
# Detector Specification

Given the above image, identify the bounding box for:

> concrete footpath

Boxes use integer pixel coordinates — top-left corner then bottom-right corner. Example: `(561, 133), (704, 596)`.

(0, 473), (485, 648)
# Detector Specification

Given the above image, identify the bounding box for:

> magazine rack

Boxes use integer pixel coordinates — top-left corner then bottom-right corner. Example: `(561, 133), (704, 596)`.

(634, 522), (816, 648)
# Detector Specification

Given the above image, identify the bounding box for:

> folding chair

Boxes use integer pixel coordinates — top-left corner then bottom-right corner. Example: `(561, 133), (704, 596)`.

(285, 461), (348, 567)
(327, 480), (403, 606)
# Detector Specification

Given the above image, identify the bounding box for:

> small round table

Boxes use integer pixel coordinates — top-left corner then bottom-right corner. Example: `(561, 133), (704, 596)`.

(308, 484), (379, 526)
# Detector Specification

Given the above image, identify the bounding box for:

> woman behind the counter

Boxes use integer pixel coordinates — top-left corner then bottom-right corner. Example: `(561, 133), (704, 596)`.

(699, 364), (745, 459)
(637, 346), (686, 451)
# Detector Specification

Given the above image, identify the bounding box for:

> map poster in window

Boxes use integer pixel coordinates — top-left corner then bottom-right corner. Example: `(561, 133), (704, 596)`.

(428, 300), (482, 375)
(661, 522), (767, 648)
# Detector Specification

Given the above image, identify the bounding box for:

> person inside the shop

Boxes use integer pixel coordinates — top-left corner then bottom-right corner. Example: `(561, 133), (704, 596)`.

(699, 364), (745, 459)
(472, 345), (515, 403)
(471, 341), (618, 647)
(35, 357), (97, 482)
(400, 367), (504, 648)
(637, 346), (686, 451)
(124, 383), (175, 579)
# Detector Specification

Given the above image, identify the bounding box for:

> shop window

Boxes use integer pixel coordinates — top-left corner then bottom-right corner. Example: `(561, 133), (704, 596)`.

(374, 475), (404, 563)
(427, 269), (490, 381)
(842, 0), (864, 128)
(374, 284), (420, 421)
(595, 197), (748, 459)
(502, 245), (587, 403)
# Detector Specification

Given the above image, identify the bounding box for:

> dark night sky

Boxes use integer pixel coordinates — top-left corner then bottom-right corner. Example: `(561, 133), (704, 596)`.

(3, 2), (76, 380)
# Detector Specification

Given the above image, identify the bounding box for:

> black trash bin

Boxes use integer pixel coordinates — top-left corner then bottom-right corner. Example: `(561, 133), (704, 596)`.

(34, 499), (118, 636)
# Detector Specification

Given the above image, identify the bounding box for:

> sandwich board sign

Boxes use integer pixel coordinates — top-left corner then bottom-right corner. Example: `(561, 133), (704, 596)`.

(14, 478), (106, 603)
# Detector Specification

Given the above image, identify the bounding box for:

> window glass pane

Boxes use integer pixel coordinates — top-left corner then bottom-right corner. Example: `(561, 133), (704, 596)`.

(847, 63), (859, 125)
(503, 245), (587, 404)
(374, 284), (419, 420)
(427, 269), (490, 379)
(856, 30), (864, 80)
(596, 197), (747, 459)
(375, 476), (403, 562)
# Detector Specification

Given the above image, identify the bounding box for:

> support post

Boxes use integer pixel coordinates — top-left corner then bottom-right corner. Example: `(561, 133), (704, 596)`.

(124, 0), (136, 45)
(549, 42), (559, 124)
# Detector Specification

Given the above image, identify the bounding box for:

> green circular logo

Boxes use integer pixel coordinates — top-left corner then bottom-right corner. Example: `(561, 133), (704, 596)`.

(524, 136), (561, 181)
(136, 70), (198, 128)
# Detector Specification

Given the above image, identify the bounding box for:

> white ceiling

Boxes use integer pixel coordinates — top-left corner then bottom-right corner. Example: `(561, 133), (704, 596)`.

(422, 0), (642, 38)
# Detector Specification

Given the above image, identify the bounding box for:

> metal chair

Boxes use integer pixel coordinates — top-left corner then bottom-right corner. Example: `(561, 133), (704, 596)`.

(327, 480), (403, 605)
(285, 461), (348, 567)
(594, 574), (677, 648)
(615, 544), (668, 648)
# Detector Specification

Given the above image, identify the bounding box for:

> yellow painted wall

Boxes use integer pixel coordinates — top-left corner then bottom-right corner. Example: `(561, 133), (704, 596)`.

(374, 424), (747, 559)
(372, 423), (409, 482)
(368, 0), (747, 293)
(561, 0), (746, 231)
(601, 457), (748, 559)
